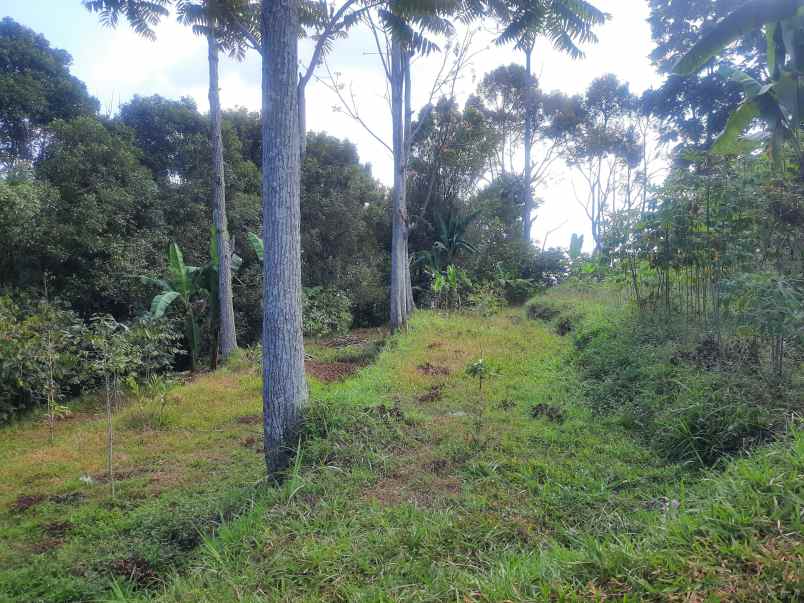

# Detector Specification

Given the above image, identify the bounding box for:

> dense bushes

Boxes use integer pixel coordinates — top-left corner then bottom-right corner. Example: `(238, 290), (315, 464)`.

(302, 287), (353, 337)
(0, 294), (180, 424)
(0, 295), (86, 422)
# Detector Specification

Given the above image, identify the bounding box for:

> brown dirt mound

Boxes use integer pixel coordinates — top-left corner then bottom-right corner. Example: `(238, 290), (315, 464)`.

(417, 385), (444, 404)
(10, 494), (45, 513)
(235, 414), (261, 425)
(93, 467), (151, 484)
(305, 360), (360, 383)
(417, 362), (450, 376)
(43, 521), (72, 538)
(30, 538), (64, 554)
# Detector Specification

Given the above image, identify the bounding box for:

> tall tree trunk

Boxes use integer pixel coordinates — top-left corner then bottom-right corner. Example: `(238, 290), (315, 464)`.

(389, 35), (407, 331)
(261, 0), (308, 475)
(402, 49), (415, 318)
(208, 31), (237, 361)
(298, 80), (307, 159)
(521, 46), (534, 243)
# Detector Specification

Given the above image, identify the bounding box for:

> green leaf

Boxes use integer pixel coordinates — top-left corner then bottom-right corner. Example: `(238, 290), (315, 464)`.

(247, 232), (264, 262)
(711, 100), (761, 155)
(149, 291), (180, 319)
(167, 243), (190, 296)
(719, 65), (763, 98)
(766, 22), (778, 77)
(674, 0), (802, 75)
(773, 71), (803, 125)
(139, 275), (170, 291)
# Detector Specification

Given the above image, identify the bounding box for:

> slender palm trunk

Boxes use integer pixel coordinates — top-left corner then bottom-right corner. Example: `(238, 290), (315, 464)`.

(261, 0), (308, 474)
(208, 31), (237, 361)
(522, 46), (534, 243)
(389, 35), (408, 331)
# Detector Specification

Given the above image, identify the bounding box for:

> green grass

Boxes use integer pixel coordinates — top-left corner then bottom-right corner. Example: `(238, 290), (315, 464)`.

(1, 293), (801, 602)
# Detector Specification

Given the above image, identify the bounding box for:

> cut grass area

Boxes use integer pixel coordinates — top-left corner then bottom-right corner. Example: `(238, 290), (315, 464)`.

(1, 304), (801, 602)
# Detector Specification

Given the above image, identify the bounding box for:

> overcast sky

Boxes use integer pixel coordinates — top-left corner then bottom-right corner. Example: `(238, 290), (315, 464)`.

(4, 0), (662, 251)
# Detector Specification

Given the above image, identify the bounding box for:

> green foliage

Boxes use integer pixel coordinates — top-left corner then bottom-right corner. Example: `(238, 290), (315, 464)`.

(493, 264), (535, 304)
(465, 356), (493, 392)
(0, 293), (180, 425)
(1, 305), (801, 601)
(0, 18), (98, 168)
(722, 272), (804, 339)
(466, 284), (506, 317)
(558, 288), (800, 467)
(302, 287), (353, 338)
(427, 264), (473, 310)
(0, 295), (86, 423)
(568, 233), (584, 261)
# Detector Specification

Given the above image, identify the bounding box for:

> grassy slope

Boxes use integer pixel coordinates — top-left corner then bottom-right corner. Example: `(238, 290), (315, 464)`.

(1, 293), (801, 602)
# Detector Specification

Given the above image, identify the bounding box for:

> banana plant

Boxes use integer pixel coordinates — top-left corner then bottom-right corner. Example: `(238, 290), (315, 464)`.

(142, 243), (205, 371)
(247, 231), (264, 262)
(414, 208), (481, 274)
(674, 0), (804, 173)
(142, 230), (241, 371)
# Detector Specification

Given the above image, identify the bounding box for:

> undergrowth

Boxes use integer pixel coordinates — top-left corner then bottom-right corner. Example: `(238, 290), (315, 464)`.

(533, 284), (802, 468)
(1, 291), (801, 602)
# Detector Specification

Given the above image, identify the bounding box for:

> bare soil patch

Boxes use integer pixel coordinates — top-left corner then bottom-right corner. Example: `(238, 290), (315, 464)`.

(417, 362), (450, 376)
(10, 494), (46, 513)
(234, 414), (261, 425)
(417, 384), (444, 404)
(43, 521), (72, 538)
(305, 360), (361, 383)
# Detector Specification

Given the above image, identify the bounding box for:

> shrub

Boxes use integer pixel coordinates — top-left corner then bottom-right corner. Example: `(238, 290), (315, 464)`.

(467, 284), (506, 317)
(303, 287), (353, 337)
(0, 294), (182, 425)
(0, 295), (87, 423)
(526, 301), (560, 322)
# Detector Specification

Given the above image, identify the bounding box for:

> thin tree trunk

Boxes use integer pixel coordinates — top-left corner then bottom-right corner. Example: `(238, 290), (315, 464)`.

(105, 374), (115, 498)
(261, 0), (308, 475)
(208, 31), (237, 361)
(389, 35), (407, 331)
(522, 46), (534, 243)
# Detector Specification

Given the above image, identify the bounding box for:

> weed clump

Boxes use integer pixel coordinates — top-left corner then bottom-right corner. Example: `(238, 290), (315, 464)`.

(526, 302), (560, 322)
(530, 403), (565, 422)
(568, 301), (798, 467)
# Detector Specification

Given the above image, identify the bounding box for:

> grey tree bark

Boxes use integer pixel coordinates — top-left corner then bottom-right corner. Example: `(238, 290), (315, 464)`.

(521, 45), (535, 243)
(402, 49), (415, 317)
(261, 0), (308, 474)
(208, 30), (238, 362)
(389, 35), (409, 331)
(298, 81), (307, 158)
